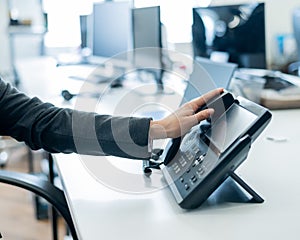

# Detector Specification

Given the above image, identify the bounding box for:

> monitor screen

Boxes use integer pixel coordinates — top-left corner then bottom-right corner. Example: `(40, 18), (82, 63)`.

(180, 57), (237, 105)
(92, 1), (131, 58)
(131, 6), (162, 69)
(132, 6), (161, 49)
(192, 3), (266, 68)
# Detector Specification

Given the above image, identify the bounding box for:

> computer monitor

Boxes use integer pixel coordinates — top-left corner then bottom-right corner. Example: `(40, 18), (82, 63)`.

(181, 57), (237, 105)
(131, 6), (164, 91)
(192, 3), (266, 68)
(132, 6), (162, 50)
(91, 1), (131, 59)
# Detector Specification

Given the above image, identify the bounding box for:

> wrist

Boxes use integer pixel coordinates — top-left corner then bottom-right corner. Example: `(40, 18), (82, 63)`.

(149, 120), (168, 139)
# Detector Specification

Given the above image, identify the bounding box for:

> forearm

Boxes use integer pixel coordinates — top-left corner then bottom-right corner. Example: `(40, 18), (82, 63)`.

(0, 79), (152, 159)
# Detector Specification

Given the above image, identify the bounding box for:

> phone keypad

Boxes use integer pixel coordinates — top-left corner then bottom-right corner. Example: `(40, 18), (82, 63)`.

(166, 132), (211, 194)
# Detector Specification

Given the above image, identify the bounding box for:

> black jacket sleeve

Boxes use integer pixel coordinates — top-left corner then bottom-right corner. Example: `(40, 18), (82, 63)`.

(0, 78), (151, 160)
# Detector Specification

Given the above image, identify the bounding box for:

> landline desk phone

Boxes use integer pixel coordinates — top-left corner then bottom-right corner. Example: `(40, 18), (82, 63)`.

(146, 92), (272, 209)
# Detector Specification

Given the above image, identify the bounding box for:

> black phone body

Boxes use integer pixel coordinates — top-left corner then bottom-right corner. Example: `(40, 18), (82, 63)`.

(160, 92), (271, 209)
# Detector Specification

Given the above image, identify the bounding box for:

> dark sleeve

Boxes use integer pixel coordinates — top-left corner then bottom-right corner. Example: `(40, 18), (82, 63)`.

(0, 78), (151, 160)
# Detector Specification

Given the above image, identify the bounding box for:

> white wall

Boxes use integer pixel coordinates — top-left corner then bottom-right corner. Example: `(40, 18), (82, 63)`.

(0, 0), (44, 75)
(0, 0), (10, 73)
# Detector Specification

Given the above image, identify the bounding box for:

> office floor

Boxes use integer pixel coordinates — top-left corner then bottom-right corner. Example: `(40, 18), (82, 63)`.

(0, 145), (66, 240)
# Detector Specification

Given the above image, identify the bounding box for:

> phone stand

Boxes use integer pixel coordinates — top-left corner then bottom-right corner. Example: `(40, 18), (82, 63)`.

(229, 171), (264, 203)
(204, 172), (263, 206)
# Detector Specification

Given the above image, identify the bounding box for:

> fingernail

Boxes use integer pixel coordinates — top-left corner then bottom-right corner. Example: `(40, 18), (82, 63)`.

(207, 108), (214, 115)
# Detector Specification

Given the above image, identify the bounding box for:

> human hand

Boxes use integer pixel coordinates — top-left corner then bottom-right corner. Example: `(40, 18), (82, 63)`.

(149, 88), (224, 139)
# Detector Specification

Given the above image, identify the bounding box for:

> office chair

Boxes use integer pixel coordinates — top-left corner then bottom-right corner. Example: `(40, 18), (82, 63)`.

(288, 7), (300, 75)
(0, 161), (78, 240)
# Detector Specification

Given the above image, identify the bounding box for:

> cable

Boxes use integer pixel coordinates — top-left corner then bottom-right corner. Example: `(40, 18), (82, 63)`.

(143, 148), (164, 176)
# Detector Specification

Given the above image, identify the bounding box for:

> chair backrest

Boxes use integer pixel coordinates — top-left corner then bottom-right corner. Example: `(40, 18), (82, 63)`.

(293, 7), (300, 60)
(0, 169), (78, 240)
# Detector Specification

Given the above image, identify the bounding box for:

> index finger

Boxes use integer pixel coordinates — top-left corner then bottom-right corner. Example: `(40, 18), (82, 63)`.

(189, 88), (224, 112)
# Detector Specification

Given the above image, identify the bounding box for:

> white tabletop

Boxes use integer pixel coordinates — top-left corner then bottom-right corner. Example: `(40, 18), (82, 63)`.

(15, 58), (300, 239)
(54, 107), (300, 240)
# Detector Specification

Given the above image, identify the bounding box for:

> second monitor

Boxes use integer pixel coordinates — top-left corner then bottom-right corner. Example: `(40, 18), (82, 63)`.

(132, 6), (164, 91)
(90, 3), (162, 64)
(192, 3), (266, 69)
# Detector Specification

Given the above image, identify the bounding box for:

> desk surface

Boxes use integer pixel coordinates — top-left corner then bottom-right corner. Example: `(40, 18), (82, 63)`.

(55, 108), (300, 240)
(16, 58), (300, 240)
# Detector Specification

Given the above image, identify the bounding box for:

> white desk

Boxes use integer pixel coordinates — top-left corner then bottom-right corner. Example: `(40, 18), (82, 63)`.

(55, 108), (300, 240)
(16, 58), (300, 240)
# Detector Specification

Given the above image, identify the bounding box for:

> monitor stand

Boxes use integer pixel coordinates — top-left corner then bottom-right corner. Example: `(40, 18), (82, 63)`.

(133, 69), (174, 96)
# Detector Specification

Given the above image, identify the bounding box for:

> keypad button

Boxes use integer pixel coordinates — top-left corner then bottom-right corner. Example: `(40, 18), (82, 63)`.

(191, 175), (197, 183)
(197, 167), (205, 175)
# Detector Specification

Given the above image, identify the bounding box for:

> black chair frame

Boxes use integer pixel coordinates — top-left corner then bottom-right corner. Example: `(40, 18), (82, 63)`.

(0, 169), (78, 240)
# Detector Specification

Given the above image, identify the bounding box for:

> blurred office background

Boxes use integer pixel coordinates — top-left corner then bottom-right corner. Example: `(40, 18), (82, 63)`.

(1, 0), (300, 239)
(0, 0), (300, 83)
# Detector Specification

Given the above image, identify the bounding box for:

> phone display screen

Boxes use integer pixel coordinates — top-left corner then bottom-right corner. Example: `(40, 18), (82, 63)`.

(204, 103), (257, 153)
